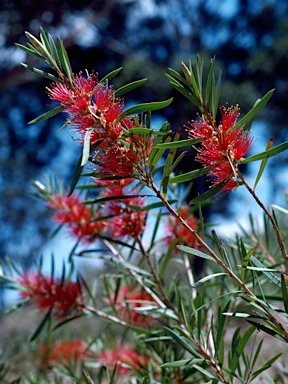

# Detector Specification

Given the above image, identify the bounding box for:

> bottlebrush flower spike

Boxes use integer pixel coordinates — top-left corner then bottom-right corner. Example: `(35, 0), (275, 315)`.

(18, 272), (82, 318)
(110, 286), (157, 326)
(39, 340), (88, 368)
(166, 205), (200, 250)
(47, 194), (106, 243)
(98, 345), (148, 375)
(100, 183), (147, 239)
(187, 106), (253, 191)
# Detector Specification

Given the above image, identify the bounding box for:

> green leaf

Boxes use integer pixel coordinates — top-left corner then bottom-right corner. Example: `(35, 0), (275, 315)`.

(169, 167), (210, 184)
(28, 105), (64, 124)
(194, 365), (217, 380)
(68, 153), (84, 196)
(240, 141), (288, 164)
(168, 67), (191, 88)
(230, 326), (256, 372)
(247, 320), (287, 342)
(177, 245), (216, 262)
(250, 256), (281, 287)
(15, 43), (44, 59)
(30, 309), (52, 341)
(81, 129), (93, 166)
(189, 180), (228, 204)
(251, 353), (282, 381)
(240, 246), (257, 282)
(192, 273), (228, 288)
(253, 137), (274, 190)
(99, 67), (123, 83)
(114, 78), (147, 97)
(20, 63), (62, 82)
(236, 89), (275, 130)
(56, 37), (73, 82)
(214, 302), (230, 364)
(159, 238), (178, 279)
(205, 58), (215, 111)
(162, 150), (175, 195)
(165, 74), (202, 108)
(148, 130), (172, 169)
(164, 327), (202, 358)
(116, 98), (173, 122)
(153, 137), (203, 149)
(281, 274), (288, 313)
(161, 358), (200, 368)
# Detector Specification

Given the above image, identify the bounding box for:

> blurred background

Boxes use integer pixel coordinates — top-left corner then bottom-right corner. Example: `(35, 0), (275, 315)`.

(1, 0), (288, 306)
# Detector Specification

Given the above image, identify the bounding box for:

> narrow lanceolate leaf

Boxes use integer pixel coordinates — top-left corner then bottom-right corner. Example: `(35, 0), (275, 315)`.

(68, 153), (85, 196)
(281, 274), (288, 314)
(236, 89), (275, 130)
(251, 256), (281, 287)
(116, 98), (173, 122)
(114, 78), (147, 97)
(81, 129), (93, 166)
(162, 150), (176, 195)
(99, 67), (123, 83)
(189, 180), (227, 204)
(230, 326), (256, 372)
(153, 137), (203, 149)
(25, 31), (51, 59)
(253, 137), (274, 190)
(240, 246), (257, 282)
(28, 105), (64, 124)
(148, 134), (172, 170)
(177, 245), (216, 262)
(165, 74), (202, 108)
(192, 273), (228, 288)
(30, 309), (52, 341)
(168, 67), (191, 88)
(240, 140), (288, 163)
(20, 63), (62, 83)
(169, 167), (210, 184)
(161, 359), (200, 368)
(56, 37), (73, 82)
(15, 43), (44, 59)
(164, 327), (201, 358)
(205, 58), (215, 112)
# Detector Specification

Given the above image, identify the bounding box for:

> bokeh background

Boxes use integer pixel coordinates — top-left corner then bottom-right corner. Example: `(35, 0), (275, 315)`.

(1, 0), (288, 306)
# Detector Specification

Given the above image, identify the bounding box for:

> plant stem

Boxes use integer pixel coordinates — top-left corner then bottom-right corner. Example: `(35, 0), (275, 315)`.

(136, 236), (176, 311)
(148, 178), (288, 340)
(102, 238), (166, 309)
(237, 170), (288, 270)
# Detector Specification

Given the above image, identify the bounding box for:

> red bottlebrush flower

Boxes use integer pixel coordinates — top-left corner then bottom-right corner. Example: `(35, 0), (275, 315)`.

(220, 105), (240, 132)
(18, 272), (82, 318)
(98, 345), (148, 375)
(96, 144), (139, 179)
(187, 106), (253, 192)
(166, 205), (200, 249)
(39, 340), (88, 367)
(111, 286), (156, 326)
(47, 194), (106, 243)
(187, 117), (214, 139)
(100, 183), (147, 238)
(110, 211), (147, 238)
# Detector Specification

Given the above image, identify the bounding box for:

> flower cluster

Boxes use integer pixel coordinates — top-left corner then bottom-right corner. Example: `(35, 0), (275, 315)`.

(18, 272), (82, 318)
(99, 180), (147, 239)
(39, 340), (88, 368)
(98, 345), (148, 376)
(166, 205), (200, 249)
(110, 285), (157, 326)
(47, 73), (152, 180)
(187, 106), (253, 191)
(47, 193), (106, 243)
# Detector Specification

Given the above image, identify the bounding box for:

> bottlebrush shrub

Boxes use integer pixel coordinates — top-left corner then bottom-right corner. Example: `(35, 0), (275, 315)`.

(1, 28), (288, 383)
